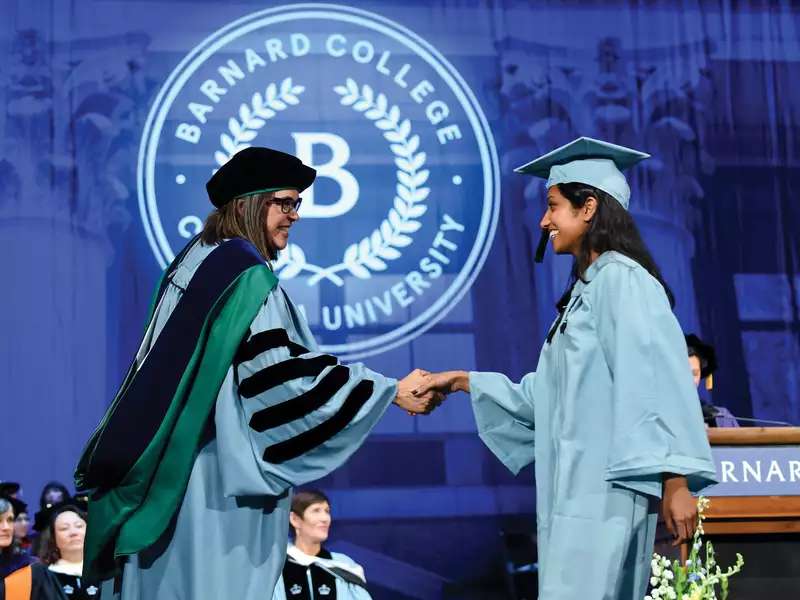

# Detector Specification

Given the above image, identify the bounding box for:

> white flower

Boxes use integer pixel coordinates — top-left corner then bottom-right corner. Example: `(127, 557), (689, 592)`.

(664, 570), (674, 580)
(651, 577), (659, 587)
(666, 589), (677, 600)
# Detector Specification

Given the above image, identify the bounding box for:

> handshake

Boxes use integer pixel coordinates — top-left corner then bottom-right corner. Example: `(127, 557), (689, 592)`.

(393, 369), (470, 415)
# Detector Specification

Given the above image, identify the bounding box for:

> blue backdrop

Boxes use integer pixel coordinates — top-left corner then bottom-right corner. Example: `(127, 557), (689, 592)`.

(2, 1), (799, 597)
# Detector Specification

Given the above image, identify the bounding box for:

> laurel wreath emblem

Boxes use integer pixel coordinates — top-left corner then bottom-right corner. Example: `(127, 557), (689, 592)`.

(214, 78), (305, 166)
(273, 78), (430, 286)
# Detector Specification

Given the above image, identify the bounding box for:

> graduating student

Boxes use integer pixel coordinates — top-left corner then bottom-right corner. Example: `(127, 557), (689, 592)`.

(74, 147), (438, 600)
(416, 138), (718, 599)
(272, 490), (371, 600)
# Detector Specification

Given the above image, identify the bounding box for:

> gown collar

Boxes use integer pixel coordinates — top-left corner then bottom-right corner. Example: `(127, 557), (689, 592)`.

(572, 251), (637, 296)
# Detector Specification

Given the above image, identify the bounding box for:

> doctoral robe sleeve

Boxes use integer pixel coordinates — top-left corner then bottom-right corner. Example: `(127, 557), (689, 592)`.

(328, 552), (372, 600)
(590, 263), (718, 498)
(215, 291), (397, 497)
(468, 371), (536, 475)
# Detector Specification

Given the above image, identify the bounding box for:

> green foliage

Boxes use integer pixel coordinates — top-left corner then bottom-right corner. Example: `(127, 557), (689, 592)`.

(645, 497), (744, 600)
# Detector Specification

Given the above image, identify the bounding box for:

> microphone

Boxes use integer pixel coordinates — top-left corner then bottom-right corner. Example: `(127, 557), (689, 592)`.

(725, 415), (794, 427)
(701, 403), (719, 421)
(702, 403), (794, 427)
(535, 229), (548, 263)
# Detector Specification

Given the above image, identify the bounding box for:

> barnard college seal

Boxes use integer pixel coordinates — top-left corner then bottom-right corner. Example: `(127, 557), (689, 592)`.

(138, 3), (500, 359)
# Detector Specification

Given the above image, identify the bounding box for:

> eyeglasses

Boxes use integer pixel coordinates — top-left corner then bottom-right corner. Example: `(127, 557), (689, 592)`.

(269, 196), (302, 214)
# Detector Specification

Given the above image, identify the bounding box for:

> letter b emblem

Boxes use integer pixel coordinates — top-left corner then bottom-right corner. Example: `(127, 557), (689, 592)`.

(291, 132), (359, 218)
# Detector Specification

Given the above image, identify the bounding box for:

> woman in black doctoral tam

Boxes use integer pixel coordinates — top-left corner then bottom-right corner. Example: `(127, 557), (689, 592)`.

(75, 147), (438, 600)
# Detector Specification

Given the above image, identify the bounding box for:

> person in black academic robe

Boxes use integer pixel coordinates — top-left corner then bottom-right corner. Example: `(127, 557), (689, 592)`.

(1, 563), (68, 600)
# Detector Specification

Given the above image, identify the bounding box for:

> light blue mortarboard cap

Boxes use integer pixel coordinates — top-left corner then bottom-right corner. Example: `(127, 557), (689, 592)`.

(514, 137), (650, 209)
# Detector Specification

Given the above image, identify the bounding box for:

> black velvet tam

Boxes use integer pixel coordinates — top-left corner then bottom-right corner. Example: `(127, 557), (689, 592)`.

(33, 496), (88, 533)
(685, 333), (718, 378)
(206, 147), (316, 208)
(0, 482), (20, 497)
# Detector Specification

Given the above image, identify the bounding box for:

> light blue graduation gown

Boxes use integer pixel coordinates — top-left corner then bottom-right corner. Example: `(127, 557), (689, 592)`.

(470, 251), (717, 600)
(104, 242), (396, 600)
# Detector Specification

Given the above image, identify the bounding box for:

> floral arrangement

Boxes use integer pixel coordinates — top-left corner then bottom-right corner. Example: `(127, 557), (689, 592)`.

(645, 497), (744, 600)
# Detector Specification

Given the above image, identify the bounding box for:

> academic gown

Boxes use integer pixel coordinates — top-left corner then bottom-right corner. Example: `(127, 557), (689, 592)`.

(271, 545), (372, 600)
(469, 251), (717, 600)
(100, 242), (396, 600)
(1, 563), (68, 600)
(0, 551), (34, 579)
(48, 566), (100, 599)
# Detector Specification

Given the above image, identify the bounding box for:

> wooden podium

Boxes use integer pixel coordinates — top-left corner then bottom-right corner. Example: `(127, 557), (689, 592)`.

(700, 427), (800, 599)
(704, 427), (800, 534)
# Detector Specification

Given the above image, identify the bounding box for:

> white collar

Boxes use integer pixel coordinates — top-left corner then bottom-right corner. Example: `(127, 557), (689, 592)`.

(286, 545), (366, 582)
(49, 560), (83, 576)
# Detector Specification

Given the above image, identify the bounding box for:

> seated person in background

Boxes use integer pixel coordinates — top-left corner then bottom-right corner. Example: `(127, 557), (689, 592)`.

(685, 333), (739, 428)
(0, 482), (36, 556)
(1, 562), (67, 600)
(14, 504), (34, 556)
(38, 501), (101, 599)
(38, 483), (70, 511)
(0, 495), (36, 578)
(32, 482), (72, 558)
(273, 490), (371, 600)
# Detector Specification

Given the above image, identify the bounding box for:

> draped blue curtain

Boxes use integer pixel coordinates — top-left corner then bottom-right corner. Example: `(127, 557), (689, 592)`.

(1, 0), (798, 594)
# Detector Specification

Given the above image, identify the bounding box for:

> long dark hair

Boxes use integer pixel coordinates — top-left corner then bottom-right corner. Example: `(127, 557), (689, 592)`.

(39, 505), (87, 565)
(556, 182), (674, 310)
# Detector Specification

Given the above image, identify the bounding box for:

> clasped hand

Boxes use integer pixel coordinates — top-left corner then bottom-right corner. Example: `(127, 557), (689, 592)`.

(393, 369), (469, 415)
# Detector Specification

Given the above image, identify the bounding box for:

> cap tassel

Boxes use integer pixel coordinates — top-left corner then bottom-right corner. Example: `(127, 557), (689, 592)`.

(535, 229), (548, 263)
(705, 373), (714, 391)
